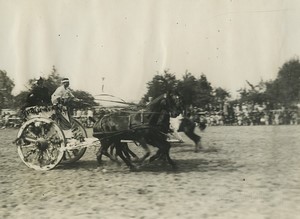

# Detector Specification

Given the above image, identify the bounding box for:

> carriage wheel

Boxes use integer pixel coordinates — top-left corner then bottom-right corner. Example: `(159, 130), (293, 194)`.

(16, 118), (66, 170)
(61, 118), (87, 164)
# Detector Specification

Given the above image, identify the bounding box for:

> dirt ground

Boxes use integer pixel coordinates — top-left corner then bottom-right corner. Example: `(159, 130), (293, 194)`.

(0, 125), (300, 219)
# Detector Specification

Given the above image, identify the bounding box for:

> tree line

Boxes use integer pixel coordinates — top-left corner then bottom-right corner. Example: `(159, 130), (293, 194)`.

(142, 58), (300, 112)
(1, 57), (300, 112)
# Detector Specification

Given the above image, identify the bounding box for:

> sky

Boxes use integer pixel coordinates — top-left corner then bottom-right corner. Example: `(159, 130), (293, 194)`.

(0, 0), (300, 102)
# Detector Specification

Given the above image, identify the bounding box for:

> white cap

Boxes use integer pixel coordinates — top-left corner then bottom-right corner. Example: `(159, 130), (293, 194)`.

(61, 78), (69, 83)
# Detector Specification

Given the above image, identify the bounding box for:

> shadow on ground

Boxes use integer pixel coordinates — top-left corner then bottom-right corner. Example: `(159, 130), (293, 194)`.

(55, 157), (240, 174)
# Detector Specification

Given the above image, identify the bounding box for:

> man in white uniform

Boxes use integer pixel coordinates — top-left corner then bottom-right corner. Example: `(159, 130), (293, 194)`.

(51, 78), (77, 105)
(51, 78), (78, 132)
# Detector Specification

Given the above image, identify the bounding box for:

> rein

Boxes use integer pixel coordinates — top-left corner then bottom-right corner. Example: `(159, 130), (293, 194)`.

(94, 98), (140, 107)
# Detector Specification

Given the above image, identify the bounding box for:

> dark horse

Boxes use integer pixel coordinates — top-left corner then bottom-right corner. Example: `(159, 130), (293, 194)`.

(92, 93), (182, 170)
(176, 115), (207, 152)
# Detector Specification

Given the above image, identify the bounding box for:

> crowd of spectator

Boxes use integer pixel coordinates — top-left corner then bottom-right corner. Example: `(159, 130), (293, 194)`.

(190, 102), (300, 126)
(2, 101), (300, 129)
(0, 112), (22, 129)
(72, 102), (300, 128)
(72, 107), (123, 128)
(73, 108), (95, 128)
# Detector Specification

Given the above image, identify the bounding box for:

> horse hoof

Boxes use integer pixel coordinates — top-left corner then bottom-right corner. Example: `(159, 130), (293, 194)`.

(129, 165), (139, 172)
(96, 156), (102, 164)
(195, 144), (203, 153)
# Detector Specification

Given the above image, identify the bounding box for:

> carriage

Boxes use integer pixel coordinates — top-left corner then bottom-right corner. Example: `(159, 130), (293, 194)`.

(14, 94), (185, 171)
(14, 105), (100, 170)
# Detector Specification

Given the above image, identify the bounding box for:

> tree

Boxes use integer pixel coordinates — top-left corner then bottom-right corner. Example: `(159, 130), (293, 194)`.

(0, 70), (15, 109)
(177, 71), (199, 107)
(13, 91), (30, 109)
(142, 70), (178, 102)
(14, 66), (62, 109)
(264, 80), (280, 108)
(176, 71), (214, 110)
(72, 90), (98, 108)
(142, 70), (215, 110)
(45, 66), (64, 94)
(213, 87), (230, 108)
(268, 58), (300, 106)
(194, 74), (213, 108)
(238, 80), (267, 105)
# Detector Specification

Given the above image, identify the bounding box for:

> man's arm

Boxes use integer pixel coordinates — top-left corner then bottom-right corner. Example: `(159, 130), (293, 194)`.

(66, 88), (75, 98)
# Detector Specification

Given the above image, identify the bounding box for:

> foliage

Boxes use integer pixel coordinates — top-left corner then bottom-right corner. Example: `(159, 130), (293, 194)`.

(214, 87), (230, 102)
(0, 70), (15, 109)
(6, 56), (300, 113)
(238, 80), (266, 104)
(194, 74), (214, 107)
(238, 87), (267, 105)
(142, 70), (214, 110)
(177, 72), (198, 107)
(142, 70), (178, 102)
(72, 90), (98, 108)
(237, 58), (300, 108)
(44, 66), (63, 94)
(266, 58), (300, 106)
(13, 91), (30, 109)
(213, 87), (230, 109)
(264, 80), (281, 108)
(177, 72), (214, 109)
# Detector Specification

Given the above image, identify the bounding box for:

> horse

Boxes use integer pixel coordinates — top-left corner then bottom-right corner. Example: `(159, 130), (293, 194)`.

(92, 93), (182, 170)
(176, 115), (207, 152)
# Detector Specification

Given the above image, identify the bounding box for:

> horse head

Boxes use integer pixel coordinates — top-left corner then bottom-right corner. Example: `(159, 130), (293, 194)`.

(146, 92), (183, 118)
(165, 92), (184, 118)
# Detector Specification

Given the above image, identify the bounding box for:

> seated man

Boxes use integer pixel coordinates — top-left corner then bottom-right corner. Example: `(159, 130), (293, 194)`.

(51, 78), (78, 105)
(51, 78), (80, 131)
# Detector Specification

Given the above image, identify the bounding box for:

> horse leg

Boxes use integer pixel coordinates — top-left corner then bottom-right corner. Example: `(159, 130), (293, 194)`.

(122, 143), (139, 162)
(164, 143), (177, 169)
(97, 143), (115, 164)
(110, 142), (139, 162)
(109, 143), (118, 161)
(184, 130), (202, 152)
(115, 142), (136, 171)
(148, 138), (164, 163)
(97, 141), (120, 164)
(136, 138), (151, 163)
(149, 149), (162, 163)
(96, 144), (107, 164)
(149, 143), (176, 169)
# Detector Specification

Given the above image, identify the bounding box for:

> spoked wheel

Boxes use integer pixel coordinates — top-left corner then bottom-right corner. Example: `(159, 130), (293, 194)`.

(61, 118), (87, 164)
(16, 118), (66, 170)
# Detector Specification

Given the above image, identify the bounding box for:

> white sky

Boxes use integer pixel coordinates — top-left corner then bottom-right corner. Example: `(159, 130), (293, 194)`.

(0, 0), (299, 102)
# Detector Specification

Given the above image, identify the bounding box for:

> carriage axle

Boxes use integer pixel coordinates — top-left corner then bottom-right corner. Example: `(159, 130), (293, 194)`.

(35, 138), (49, 151)
(65, 137), (100, 151)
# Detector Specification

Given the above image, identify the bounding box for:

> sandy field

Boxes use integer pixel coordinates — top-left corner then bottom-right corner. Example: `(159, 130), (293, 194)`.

(0, 125), (300, 219)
